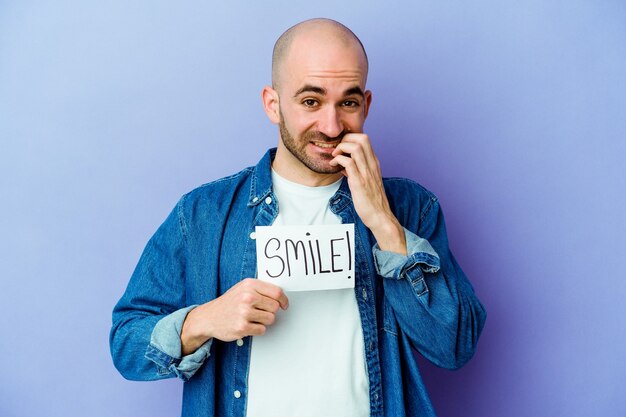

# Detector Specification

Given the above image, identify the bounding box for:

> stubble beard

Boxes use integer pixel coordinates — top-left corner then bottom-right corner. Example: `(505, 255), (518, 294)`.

(278, 116), (345, 175)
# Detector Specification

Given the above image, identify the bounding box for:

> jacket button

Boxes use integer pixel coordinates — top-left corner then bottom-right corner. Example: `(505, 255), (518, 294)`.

(249, 232), (256, 239)
(236, 339), (244, 347)
(265, 196), (272, 205)
(252, 197), (259, 203)
(234, 390), (241, 398)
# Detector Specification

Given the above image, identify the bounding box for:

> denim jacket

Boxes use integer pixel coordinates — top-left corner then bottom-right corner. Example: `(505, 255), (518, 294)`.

(110, 148), (486, 417)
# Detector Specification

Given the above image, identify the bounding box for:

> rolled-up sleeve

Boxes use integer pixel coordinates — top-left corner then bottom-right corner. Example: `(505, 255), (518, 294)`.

(372, 228), (441, 298)
(373, 227), (440, 277)
(145, 305), (213, 382)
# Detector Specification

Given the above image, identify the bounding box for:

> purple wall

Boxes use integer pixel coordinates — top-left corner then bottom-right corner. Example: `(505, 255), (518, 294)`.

(1, 1), (625, 416)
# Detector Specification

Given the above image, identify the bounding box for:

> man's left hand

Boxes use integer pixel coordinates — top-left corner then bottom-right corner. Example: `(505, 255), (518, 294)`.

(330, 133), (407, 255)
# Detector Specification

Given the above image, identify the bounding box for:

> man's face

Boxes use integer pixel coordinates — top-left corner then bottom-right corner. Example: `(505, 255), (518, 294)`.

(273, 34), (371, 179)
(278, 109), (347, 175)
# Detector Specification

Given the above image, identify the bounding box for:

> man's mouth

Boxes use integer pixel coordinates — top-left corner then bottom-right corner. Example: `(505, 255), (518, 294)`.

(312, 141), (339, 149)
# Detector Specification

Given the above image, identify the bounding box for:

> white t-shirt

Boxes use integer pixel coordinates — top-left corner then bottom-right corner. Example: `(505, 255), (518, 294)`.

(245, 170), (370, 417)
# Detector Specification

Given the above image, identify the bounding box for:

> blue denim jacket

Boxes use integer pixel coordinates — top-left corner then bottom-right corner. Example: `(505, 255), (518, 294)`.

(110, 149), (486, 417)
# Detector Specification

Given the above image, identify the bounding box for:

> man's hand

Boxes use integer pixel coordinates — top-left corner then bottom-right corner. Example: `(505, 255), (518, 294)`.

(330, 133), (407, 255)
(180, 278), (289, 355)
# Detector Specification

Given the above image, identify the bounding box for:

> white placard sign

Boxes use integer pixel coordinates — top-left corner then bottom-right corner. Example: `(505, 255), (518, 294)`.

(255, 224), (355, 291)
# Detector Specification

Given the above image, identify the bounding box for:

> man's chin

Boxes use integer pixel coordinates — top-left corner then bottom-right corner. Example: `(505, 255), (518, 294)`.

(302, 150), (342, 173)
(307, 162), (344, 175)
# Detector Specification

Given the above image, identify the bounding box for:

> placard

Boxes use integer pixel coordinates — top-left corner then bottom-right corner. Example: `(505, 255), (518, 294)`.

(255, 224), (355, 291)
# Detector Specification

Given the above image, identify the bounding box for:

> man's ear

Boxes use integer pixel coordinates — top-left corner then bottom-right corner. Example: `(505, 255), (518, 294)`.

(363, 90), (373, 119)
(262, 86), (280, 124)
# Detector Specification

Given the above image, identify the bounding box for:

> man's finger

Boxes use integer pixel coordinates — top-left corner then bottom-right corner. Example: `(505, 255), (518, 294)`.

(245, 322), (267, 337)
(251, 279), (290, 310)
(247, 309), (277, 326)
(333, 142), (368, 173)
(340, 133), (378, 169)
(253, 295), (281, 313)
(330, 154), (360, 181)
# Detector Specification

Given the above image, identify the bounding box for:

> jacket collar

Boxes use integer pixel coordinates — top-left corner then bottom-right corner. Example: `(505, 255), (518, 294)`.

(247, 148), (276, 207)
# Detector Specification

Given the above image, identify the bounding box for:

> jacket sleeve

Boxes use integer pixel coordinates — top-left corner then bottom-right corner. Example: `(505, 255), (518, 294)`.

(109, 199), (212, 381)
(373, 196), (486, 370)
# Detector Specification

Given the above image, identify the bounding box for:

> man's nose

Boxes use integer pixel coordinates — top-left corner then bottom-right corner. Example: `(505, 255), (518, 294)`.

(318, 106), (344, 139)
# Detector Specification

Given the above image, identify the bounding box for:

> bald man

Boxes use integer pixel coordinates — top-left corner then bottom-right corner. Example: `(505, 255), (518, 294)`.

(111, 19), (486, 417)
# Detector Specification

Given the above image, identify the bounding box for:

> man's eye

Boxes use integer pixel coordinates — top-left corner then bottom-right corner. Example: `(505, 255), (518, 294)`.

(302, 99), (318, 107)
(343, 100), (359, 107)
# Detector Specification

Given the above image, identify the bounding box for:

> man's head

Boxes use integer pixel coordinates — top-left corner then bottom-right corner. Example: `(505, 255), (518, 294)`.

(271, 19), (369, 91)
(262, 18), (372, 185)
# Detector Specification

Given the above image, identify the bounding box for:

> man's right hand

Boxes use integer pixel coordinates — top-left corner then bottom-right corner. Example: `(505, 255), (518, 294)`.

(180, 278), (289, 355)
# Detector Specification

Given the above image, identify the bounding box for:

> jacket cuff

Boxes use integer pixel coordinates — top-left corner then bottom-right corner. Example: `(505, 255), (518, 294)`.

(144, 305), (213, 381)
(372, 227), (441, 278)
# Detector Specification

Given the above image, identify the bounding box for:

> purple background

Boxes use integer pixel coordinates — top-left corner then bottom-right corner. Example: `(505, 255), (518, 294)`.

(1, 1), (625, 416)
